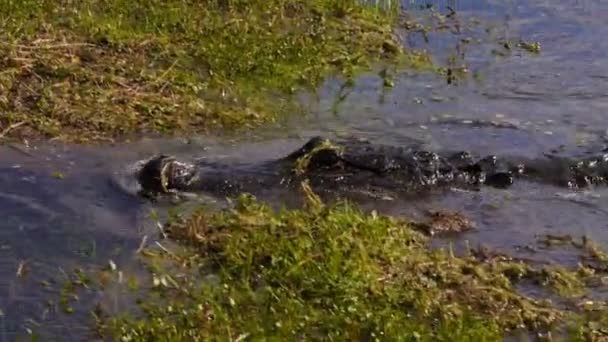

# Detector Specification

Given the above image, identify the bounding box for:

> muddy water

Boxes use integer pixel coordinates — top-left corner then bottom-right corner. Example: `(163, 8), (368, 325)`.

(1, 0), (608, 339)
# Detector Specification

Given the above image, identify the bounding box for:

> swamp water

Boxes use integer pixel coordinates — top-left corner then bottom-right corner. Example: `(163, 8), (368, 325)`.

(1, 0), (608, 339)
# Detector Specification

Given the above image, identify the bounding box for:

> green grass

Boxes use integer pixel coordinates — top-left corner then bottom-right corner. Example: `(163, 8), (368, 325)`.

(0, 0), (431, 142)
(90, 184), (608, 341)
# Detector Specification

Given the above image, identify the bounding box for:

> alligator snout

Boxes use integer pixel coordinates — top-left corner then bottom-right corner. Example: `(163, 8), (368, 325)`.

(137, 155), (197, 195)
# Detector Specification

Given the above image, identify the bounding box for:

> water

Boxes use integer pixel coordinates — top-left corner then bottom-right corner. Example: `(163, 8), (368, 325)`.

(2, 0), (608, 339)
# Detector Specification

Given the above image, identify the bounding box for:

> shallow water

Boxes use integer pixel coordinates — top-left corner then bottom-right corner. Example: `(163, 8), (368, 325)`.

(2, 0), (608, 339)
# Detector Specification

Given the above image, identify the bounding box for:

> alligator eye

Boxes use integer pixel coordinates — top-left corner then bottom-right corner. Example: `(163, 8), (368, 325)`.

(307, 149), (342, 169)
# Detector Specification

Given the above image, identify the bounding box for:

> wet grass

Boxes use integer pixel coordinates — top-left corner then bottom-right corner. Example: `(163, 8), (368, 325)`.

(0, 0), (431, 142)
(85, 184), (608, 341)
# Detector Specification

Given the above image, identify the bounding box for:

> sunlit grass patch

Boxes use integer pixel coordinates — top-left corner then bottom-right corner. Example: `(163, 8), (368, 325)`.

(0, 0), (430, 142)
(100, 186), (608, 341)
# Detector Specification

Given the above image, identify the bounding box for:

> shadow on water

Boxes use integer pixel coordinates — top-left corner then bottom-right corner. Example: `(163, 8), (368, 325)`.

(2, 0), (608, 339)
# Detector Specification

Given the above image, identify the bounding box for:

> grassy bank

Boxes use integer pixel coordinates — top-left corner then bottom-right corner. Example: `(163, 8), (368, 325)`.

(93, 186), (608, 341)
(0, 0), (430, 142)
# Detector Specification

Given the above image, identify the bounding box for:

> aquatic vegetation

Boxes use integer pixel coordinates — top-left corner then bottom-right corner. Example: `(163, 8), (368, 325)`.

(412, 209), (476, 236)
(0, 0), (430, 142)
(87, 185), (608, 340)
(518, 40), (542, 54)
(570, 309), (608, 341)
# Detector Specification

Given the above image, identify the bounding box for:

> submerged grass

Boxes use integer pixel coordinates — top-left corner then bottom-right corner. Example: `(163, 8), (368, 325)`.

(0, 0), (430, 142)
(93, 185), (608, 341)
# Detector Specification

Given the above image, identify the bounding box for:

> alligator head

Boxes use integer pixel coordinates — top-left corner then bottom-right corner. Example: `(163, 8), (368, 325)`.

(137, 155), (198, 196)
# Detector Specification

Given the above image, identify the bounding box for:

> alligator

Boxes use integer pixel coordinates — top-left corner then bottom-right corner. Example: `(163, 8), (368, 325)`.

(136, 136), (608, 200)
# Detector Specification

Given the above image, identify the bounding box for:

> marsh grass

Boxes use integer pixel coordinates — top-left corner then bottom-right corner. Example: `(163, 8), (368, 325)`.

(90, 186), (608, 341)
(0, 0), (431, 142)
